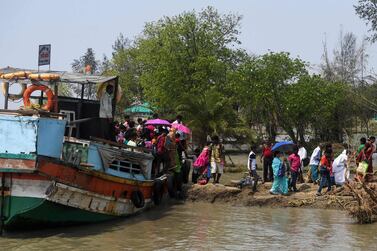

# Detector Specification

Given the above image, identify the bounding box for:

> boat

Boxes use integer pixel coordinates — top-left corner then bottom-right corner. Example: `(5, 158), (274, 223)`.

(0, 67), (167, 230)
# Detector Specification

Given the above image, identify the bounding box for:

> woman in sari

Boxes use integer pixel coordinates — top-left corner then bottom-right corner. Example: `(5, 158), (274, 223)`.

(356, 142), (373, 182)
(270, 151), (288, 195)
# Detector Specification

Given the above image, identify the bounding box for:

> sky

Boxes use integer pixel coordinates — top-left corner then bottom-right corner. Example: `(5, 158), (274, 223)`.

(0, 0), (376, 106)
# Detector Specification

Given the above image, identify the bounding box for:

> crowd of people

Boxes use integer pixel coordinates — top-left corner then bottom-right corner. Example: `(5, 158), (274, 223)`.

(113, 114), (189, 180)
(110, 105), (375, 197)
(245, 137), (376, 196)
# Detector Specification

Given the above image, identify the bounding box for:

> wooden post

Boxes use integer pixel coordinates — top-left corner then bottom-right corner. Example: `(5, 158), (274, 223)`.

(112, 77), (119, 121)
(75, 84), (85, 138)
(53, 82), (59, 113)
(3, 82), (9, 109)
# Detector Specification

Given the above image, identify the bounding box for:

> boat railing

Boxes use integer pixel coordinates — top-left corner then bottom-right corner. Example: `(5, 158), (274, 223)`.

(90, 137), (152, 155)
(0, 109), (66, 119)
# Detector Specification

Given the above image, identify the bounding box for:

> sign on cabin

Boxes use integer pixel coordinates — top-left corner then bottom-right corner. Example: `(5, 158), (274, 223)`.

(38, 44), (51, 66)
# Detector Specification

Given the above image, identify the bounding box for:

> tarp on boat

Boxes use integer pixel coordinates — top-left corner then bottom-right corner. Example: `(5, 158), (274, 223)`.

(0, 66), (117, 84)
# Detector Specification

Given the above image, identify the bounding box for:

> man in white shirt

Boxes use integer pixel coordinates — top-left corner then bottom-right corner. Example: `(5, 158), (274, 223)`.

(308, 144), (323, 184)
(247, 147), (258, 192)
(297, 144), (307, 182)
(99, 84), (114, 140)
(172, 115), (183, 124)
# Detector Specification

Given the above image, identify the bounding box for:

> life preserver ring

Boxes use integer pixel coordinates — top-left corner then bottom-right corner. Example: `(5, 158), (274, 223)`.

(152, 179), (164, 205)
(23, 84), (55, 111)
(28, 73), (60, 81)
(0, 71), (31, 80)
(1, 82), (27, 101)
(131, 190), (145, 208)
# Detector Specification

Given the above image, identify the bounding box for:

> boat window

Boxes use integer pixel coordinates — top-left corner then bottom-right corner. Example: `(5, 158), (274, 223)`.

(109, 159), (143, 176)
(109, 164), (118, 170)
(119, 167), (130, 173)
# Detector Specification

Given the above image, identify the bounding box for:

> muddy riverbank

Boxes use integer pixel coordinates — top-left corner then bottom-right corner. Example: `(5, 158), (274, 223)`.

(184, 181), (357, 211)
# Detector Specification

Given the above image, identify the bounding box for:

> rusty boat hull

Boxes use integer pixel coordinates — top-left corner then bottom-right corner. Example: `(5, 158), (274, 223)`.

(0, 113), (166, 230)
(1, 157), (163, 230)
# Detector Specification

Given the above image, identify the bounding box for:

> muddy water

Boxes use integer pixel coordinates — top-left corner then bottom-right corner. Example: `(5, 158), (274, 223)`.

(0, 202), (376, 250)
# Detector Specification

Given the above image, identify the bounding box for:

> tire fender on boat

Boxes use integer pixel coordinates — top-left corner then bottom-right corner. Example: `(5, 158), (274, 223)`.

(152, 179), (164, 206)
(23, 84), (55, 111)
(181, 160), (191, 184)
(131, 190), (145, 209)
(167, 174), (176, 198)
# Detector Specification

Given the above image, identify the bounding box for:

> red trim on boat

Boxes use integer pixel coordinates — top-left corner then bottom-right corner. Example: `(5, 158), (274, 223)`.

(37, 158), (153, 200)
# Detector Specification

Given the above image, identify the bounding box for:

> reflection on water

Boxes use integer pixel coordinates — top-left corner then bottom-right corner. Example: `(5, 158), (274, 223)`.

(0, 201), (376, 250)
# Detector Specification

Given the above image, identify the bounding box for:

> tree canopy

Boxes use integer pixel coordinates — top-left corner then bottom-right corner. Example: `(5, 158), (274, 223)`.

(73, 6), (377, 145)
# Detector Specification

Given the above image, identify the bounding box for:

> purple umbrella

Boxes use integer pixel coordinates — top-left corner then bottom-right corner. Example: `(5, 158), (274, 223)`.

(145, 119), (171, 126)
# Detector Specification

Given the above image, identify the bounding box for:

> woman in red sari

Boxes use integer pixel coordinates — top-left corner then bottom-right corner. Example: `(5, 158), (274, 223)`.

(356, 142), (373, 182)
(365, 138), (375, 182)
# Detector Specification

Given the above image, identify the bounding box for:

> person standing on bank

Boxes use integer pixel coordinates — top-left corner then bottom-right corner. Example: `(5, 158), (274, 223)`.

(288, 145), (301, 192)
(261, 142), (273, 183)
(317, 148), (333, 196)
(247, 146), (259, 192)
(365, 136), (376, 182)
(210, 135), (225, 184)
(297, 143), (308, 183)
(99, 84), (114, 140)
(309, 144), (323, 184)
(270, 151), (288, 195)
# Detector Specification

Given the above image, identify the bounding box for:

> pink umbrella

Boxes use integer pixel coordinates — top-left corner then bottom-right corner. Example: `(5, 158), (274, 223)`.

(145, 119), (171, 126)
(172, 123), (191, 134)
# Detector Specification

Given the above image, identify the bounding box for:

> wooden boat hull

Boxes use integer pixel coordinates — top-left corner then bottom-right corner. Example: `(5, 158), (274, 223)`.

(0, 114), (166, 230)
(4, 196), (117, 230)
(0, 158), (163, 230)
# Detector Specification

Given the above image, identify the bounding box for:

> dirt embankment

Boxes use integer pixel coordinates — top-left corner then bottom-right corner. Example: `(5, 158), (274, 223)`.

(184, 182), (357, 211)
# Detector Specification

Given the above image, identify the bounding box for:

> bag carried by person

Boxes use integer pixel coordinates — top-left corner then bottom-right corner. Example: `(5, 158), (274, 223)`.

(278, 163), (286, 177)
(356, 161), (369, 176)
(302, 157), (310, 167)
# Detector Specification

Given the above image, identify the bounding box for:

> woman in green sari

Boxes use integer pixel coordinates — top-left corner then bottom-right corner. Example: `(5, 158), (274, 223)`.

(270, 151), (288, 195)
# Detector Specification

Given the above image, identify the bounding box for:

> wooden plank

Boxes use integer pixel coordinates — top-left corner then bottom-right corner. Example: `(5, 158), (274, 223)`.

(0, 109), (66, 118)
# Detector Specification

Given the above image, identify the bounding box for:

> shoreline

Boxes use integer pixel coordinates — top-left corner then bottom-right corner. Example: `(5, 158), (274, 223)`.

(184, 182), (356, 211)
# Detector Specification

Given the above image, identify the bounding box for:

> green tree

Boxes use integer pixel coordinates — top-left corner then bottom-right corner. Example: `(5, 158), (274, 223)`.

(132, 7), (245, 143)
(236, 52), (308, 142)
(105, 34), (144, 116)
(355, 0), (377, 43)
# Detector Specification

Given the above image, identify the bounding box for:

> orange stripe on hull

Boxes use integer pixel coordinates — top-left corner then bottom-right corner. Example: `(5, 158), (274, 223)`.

(0, 159), (35, 170)
(37, 158), (153, 200)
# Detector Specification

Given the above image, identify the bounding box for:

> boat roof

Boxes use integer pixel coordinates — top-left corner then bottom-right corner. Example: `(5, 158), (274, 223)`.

(0, 66), (117, 84)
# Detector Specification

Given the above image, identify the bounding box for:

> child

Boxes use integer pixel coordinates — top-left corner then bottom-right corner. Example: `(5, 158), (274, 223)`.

(288, 145), (300, 192)
(316, 148), (333, 196)
(247, 146), (258, 192)
(116, 125), (126, 144)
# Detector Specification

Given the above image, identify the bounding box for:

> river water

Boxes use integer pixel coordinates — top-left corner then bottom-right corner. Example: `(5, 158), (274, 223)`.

(0, 202), (376, 250)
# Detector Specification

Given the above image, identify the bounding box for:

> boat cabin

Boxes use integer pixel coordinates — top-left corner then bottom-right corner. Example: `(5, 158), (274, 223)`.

(0, 67), (153, 181)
